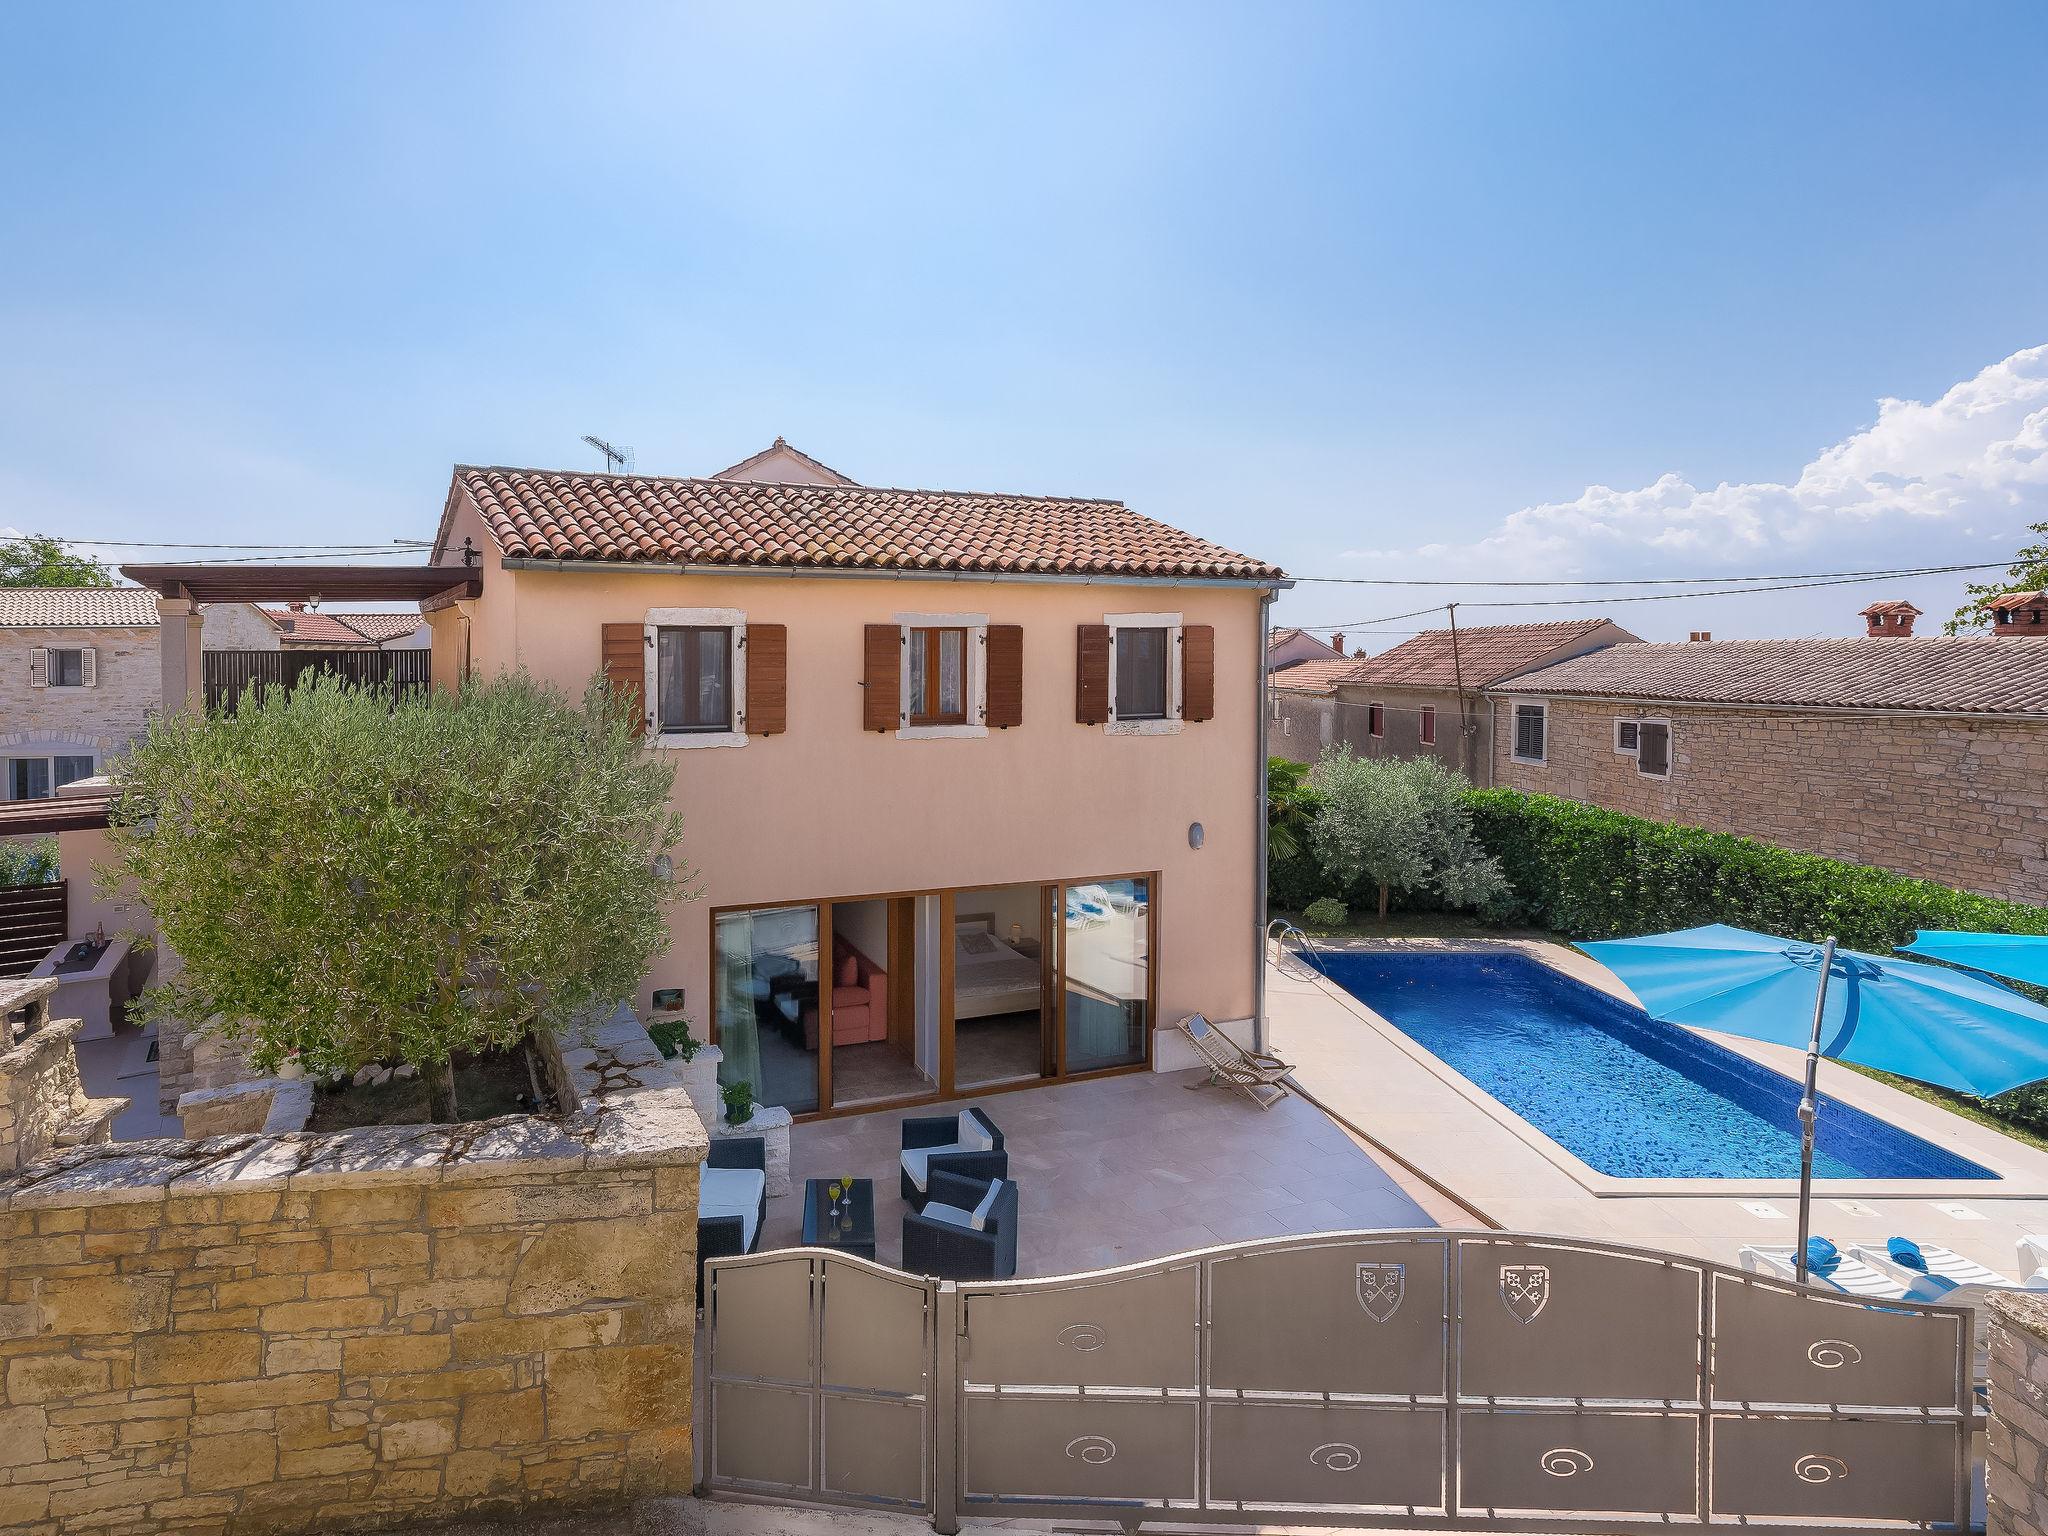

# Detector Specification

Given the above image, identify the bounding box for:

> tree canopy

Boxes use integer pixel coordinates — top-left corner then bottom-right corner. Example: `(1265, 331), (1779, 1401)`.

(0, 535), (113, 588)
(104, 672), (687, 1111)
(1306, 749), (1506, 918)
(1947, 520), (2048, 634)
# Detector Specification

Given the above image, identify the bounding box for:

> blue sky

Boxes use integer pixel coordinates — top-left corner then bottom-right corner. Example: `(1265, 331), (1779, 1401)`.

(3, 2), (2045, 642)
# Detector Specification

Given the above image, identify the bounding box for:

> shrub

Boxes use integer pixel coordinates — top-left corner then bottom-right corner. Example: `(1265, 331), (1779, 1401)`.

(1466, 789), (2048, 951)
(0, 836), (57, 888)
(1308, 750), (1507, 918)
(1300, 897), (1349, 930)
(648, 1015), (699, 1061)
(105, 671), (689, 1120)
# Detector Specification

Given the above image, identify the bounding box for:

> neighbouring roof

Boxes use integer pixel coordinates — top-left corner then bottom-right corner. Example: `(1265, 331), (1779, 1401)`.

(449, 465), (1284, 582)
(332, 612), (423, 643)
(1268, 626), (1302, 648)
(1342, 619), (1628, 691)
(1492, 636), (2048, 716)
(1271, 658), (1362, 695)
(0, 587), (159, 629)
(258, 607), (424, 645)
(711, 436), (859, 487)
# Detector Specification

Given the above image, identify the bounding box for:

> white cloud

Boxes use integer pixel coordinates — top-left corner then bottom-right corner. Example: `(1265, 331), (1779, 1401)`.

(1354, 344), (2048, 580)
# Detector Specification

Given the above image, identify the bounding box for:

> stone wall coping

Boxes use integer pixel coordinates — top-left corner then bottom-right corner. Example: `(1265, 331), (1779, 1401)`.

(0, 1080), (706, 1211)
(0, 1014), (82, 1073)
(1990, 1289), (2048, 1343)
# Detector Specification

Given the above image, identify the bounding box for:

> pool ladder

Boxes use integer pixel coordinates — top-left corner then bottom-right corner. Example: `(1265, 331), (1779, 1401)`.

(1266, 918), (1327, 983)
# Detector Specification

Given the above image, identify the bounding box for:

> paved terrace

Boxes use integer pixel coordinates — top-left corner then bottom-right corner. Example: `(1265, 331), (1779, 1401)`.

(763, 1064), (1452, 1276)
(1272, 941), (2048, 1283)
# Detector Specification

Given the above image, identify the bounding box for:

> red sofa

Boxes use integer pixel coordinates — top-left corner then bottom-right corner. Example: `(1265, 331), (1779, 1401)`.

(803, 933), (888, 1049)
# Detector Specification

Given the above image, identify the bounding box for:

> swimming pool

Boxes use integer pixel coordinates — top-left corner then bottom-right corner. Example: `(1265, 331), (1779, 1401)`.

(1320, 948), (1996, 1182)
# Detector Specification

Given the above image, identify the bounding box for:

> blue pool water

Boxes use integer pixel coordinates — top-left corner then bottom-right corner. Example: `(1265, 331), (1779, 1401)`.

(1321, 949), (1996, 1181)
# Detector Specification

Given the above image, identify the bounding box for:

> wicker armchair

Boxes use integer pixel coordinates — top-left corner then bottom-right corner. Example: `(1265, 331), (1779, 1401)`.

(899, 1107), (1007, 1211)
(696, 1135), (768, 1300)
(902, 1170), (1018, 1281)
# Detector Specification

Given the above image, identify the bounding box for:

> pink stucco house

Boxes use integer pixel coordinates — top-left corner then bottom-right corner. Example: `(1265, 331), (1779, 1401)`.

(421, 441), (1287, 1119)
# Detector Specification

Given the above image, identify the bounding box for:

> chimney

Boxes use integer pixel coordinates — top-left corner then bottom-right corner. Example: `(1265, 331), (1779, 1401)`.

(1859, 600), (1920, 637)
(287, 601), (308, 613)
(1990, 592), (2048, 637)
(1331, 632), (1346, 656)
(1688, 631), (1712, 643)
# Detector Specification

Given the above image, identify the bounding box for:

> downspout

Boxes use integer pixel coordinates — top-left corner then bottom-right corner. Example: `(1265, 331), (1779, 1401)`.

(1253, 590), (1274, 1054)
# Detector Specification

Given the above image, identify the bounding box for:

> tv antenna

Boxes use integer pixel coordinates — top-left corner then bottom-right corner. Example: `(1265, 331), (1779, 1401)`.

(581, 435), (635, 474)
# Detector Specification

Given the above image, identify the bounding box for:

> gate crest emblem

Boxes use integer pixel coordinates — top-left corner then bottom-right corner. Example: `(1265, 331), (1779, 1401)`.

(1355, 1262), (1404, 1323)
(1499, 1263), (1550, 1323)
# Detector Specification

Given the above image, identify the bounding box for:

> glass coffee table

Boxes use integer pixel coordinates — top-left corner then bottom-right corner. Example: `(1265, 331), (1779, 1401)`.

(801, 1177), (877, 1261)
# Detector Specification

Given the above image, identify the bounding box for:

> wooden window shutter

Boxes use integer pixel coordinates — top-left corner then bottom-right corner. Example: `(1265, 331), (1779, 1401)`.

(984, 625), (1023, 728)
(79, 648), (97, 688)
(1182, 624), (1216, 722)
(601, 623), (647, 738)
(745, 624), (786, 735)
(1075, 624), (1110, 724)
(27, 648), (47, 689)
(862, 623), (901, 732)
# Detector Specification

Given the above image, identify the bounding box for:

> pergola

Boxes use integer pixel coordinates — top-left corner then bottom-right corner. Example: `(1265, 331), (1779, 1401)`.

(118, 562), (483, 710)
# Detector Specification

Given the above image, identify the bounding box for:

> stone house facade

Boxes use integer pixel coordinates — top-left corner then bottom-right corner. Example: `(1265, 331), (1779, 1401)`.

(1490, 634), (2048, 904)
(0, 589), (162, 802)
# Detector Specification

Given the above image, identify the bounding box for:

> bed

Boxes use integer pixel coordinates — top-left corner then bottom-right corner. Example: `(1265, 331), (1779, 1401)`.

(953, 916), (1043, 1020)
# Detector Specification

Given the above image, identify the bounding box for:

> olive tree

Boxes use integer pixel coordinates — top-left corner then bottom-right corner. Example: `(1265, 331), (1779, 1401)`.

(104, 672), (687, 1119)
(1308, 749), (1507, 919)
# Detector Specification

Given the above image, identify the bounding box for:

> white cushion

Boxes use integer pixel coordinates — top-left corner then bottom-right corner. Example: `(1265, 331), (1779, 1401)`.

(921, 1201), (977, 1228)
(957, 1112), (995, 1152)
(970, 1178), (1004, 1232)
(699, 1166), (765, 1251)
(902, 1144), (962, 1192)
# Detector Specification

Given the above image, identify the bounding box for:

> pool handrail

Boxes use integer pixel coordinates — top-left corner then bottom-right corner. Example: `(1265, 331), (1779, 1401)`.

(1266, 918), (1326, 982)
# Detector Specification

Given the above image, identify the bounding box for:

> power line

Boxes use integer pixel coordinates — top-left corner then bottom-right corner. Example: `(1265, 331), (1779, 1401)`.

(1289, 559), (2015, 589)
(34, 536), (433, 550)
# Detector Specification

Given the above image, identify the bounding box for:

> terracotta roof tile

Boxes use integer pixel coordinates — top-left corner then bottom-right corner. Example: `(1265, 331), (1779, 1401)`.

(1342, 619), (1630, 691)
(1270, 658), (1364, 694)
(332, 612), (424, 643)
(453, 466), (1282, 582)
(1492, 636), (2048, 716)
(0, 587), (158, 628)
(1988, 591), (2047, 612)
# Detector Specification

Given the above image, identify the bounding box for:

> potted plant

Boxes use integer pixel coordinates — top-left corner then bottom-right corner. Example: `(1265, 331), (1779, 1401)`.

(721, 1079), (755, 1127)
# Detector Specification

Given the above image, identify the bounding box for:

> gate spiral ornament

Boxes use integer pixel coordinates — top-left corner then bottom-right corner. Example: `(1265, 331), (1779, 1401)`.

(1794, 1454), (1849, 1484)
(1065, 1436), (1116, 1465)
(1309, 1442), (1363, 1472)
(1806, 1338), (1862, 1369)
(1540, 1448), (1594, 1478)
(1056, 1322), (1108, 1352)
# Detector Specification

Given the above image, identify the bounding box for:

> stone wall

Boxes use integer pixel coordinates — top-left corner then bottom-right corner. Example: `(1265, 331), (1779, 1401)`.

(0, 1019), (122, 1173)
(1990, 1293), (2048, 1536)
(0, 627), (159, 769)
(1491, 695), (2048, 904)
(0, 1019), (705, 1535)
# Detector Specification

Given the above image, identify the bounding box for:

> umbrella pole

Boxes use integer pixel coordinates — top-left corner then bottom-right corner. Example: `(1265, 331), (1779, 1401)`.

(1793, 936), (1837, 1284)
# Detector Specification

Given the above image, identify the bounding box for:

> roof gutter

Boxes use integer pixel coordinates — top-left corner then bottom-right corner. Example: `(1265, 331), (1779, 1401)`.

(497, 557), (1292, 592)
(1482, 688), (2048, 725)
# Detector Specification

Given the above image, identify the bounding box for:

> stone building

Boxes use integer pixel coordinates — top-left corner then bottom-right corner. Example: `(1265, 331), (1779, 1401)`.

(1268, 657), (1352, 763)
(1321, 618), (1637, 783)
(1489, 630), (2048, 903)
(0, 588), (163, 801)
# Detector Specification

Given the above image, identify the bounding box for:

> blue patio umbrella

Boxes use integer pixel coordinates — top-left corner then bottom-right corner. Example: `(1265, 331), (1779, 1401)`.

(1579, 923), (2048, 1282)
(1899, 931), (2048, 990)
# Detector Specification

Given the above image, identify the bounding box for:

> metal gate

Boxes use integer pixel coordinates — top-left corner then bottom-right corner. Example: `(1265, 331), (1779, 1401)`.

(702, 1231), (1978, 1533)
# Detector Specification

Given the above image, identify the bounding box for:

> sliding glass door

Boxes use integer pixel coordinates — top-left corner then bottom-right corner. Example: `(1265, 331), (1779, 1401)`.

(713, 904), (822, 1115)
(1058, 876), (1152, 1073)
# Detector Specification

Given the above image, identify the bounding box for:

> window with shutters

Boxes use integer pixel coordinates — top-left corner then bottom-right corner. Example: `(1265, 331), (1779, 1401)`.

(893, 612), (990, 739)
(1614, 718), (1640, 755)
(1634, 718), (1672, 779)
(49, 649), (85, 688)
(1511, 701), (1547, 764)
(642, 608), (748, 749)
(1103, 612), (1185, 735)
(1420, 706), (1436, 746)
(1367, 703), (1385, 738)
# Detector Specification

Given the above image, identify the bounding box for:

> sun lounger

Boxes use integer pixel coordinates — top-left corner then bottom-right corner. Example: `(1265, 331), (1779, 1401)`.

(2019, 1234), (2048, 1283)
(1739, 1244), (1906, 1299)
(1175, 1013), (1294, 1110)
(1849, 1239), (2020, 1293)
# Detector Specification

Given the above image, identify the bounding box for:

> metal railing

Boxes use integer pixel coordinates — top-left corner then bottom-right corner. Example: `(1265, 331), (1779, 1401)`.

(1266, 916), (1327, 982)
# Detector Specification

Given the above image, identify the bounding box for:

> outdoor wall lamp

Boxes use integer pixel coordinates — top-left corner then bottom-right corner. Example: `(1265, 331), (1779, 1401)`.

(1188, 821), (1205, 850)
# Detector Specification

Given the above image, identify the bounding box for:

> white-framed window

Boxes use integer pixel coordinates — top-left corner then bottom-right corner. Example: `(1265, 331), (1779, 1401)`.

(895, 611), (988, 739)
(645, 607), (747, 750)
(1105, 611), (1183, 735)
(28, 646), (96, 690)
(1510, 700), (1547, 765)
(1634, 717), (1672, 779)
(1614, 718), (1640, 755)
(3, 752), (96, 802)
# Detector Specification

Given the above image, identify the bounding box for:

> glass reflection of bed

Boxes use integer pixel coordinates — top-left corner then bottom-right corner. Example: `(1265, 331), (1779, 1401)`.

(953, 914), (1041, 1020)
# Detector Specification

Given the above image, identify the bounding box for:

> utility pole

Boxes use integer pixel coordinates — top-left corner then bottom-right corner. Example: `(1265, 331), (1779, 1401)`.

(1446, 603), (1471, 780)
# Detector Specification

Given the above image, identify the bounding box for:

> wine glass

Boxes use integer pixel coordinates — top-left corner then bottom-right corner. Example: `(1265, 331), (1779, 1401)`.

(827, 1180), (843, 1221)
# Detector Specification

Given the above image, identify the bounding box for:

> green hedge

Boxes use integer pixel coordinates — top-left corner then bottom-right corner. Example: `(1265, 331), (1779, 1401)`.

(1465, 789), (2048, 952)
